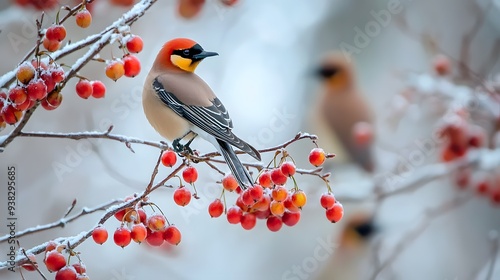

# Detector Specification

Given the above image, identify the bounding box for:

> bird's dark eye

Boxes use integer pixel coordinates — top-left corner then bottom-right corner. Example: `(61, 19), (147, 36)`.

(183, 49), (190, 56)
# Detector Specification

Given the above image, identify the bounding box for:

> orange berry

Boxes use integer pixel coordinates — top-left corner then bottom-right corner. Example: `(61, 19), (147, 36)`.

(269, 200), (285, 216)
(42, 37), (61, 52)
(147, 213), (167, 231)
(131, 223), (147, 243)
(309, 148), (326, 167)
(105, 60), (125, 81)
(75, 9), (92, 28)
(16, 62), (35, 84)
(222, 174), (239, 191)
(271, 186), (288, 202)
(291, 190), (307, 208)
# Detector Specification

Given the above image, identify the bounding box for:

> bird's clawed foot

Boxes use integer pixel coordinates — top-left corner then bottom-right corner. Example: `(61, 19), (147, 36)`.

(172, 138), (194, 155)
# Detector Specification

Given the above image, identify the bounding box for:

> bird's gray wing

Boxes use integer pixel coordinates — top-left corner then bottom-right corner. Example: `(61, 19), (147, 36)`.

(153, 78), (260, 160)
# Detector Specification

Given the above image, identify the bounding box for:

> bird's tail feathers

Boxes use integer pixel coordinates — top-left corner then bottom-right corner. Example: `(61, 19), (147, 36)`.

(217, 139), (253, 189)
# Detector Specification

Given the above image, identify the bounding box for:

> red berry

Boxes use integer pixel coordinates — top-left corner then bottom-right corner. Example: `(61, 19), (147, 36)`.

(254, 209), (271, 219)
(226, 206), (242, 224)
(270, 168), (287, 185)
(249, 184), (264, 201)
(44, 250), (66, 272)
(75, 9), (92, 28)
(131, 223), (148, 243)
(326, 203), (344, 223)
(280, 161), (296, 177)
(182, 166), (198, 183)
(113, 226), (132, 247)
(43, 37), (61, 52)
(137, 208), (147, 224)
(114, 208), (127, 221)
(92, 225), (108, 244)
(309, 148), (326, 167)
(163, 225), (182, 245)
(222, 174), (239, 191)
(282, 211), (300, 227)
(21, 253), (37, 271)
(46, 25), (66, 42)
(75, 79), (93, 99)
(266, 216), (283, 232)
(320, 193), (336, 209)
(105, 60), (125, 81)
(241, 189), (254, 206)
(271, 185), (288, 202)
(42, 91), (63, 110)
(40, 72), (55, 93)
(72, 263), (86, 274)
(51, 67), (65, 83)
(146, 228), (164, 246)
(433, 54), (451, 76)
(283, 196), (300, 212)
(110, 0), (135, 6)
(476, 181), (489, 195)
(1, 105), (23, 124)
(8, 86), (28, 105)
(126, 35), (144, 53)
(490, 188), (500, 206)
(16, 62), (35, 84)
(27, 79), (48, 100)
(13, 98), (34, 111)
(147, 213), (167, 231)
(240, 213), (256, 230)
(123, 55), (141, 77)
(173, 187), (192, 206)
(177, 0), (205, 19)
(45, 241), (58, 252)
(91, 80), (106, 98)
(55, 266), (77, 280)
(353, 121), (374, 146)
(252, 194), (271, 211)
(208, 199), (224, 218)
(258, 171), (273, 188)
(161, 150), (177, 167)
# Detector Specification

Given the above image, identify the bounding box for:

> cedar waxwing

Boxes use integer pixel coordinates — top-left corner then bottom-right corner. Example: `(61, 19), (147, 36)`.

(314, 52), (375, 172)
(142, 38), (261, 188)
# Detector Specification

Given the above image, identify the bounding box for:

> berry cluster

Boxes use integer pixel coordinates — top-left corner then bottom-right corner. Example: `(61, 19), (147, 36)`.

(177, 0), (238, 19)
(439, 113), (485, 163)
(160, 147), (342, 232)
(0, 59), (66, 128)
(105, 35), (143, 81)
(24, 241), (91, 280)
(91, 195), (182, 248)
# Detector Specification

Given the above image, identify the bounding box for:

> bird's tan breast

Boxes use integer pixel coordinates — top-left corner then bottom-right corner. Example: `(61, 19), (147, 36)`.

(142, 73), (190, 141)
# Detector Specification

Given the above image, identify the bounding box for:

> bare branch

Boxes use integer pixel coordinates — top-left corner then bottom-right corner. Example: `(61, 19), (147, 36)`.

(0, 199), (121, 243)
(15, 127), (169, 152)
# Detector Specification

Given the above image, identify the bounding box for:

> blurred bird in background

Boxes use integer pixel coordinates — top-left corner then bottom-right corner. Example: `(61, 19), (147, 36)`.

(311, 52), (375, 173)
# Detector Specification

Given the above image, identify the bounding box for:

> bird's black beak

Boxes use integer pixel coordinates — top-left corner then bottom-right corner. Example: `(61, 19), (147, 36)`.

(314, 67), (339, 79)
(192, 51), (219, 61)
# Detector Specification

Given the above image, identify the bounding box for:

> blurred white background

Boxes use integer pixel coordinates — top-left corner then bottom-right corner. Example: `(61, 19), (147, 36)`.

(1, 0), (500, 279)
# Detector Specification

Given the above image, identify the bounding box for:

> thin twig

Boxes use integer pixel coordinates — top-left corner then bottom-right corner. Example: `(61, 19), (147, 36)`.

(485, 232), (499, 280)
(370, 195), (472, 280)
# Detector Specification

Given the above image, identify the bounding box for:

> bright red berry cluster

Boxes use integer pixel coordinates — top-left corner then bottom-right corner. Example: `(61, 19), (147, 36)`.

(105, 35), (143, 81)
(39, 241), (90, 280)
(91, 195), (182, 248)
(439, 113), (485, 163)
(161, 147), (340, 232)
(0, 59), (66, 128)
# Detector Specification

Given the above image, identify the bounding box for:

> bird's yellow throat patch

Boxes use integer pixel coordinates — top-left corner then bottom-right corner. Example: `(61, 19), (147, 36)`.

(170, 55), (200, 72)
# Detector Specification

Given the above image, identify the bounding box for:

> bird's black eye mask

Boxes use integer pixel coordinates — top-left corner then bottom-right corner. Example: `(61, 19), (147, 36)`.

(172, 44), (204, 60)
(316, 67), (340, 79)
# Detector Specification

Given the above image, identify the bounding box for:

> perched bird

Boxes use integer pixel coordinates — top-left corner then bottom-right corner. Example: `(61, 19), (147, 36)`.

(142, 38), (261, 188)
(314, 52), (375, 172)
